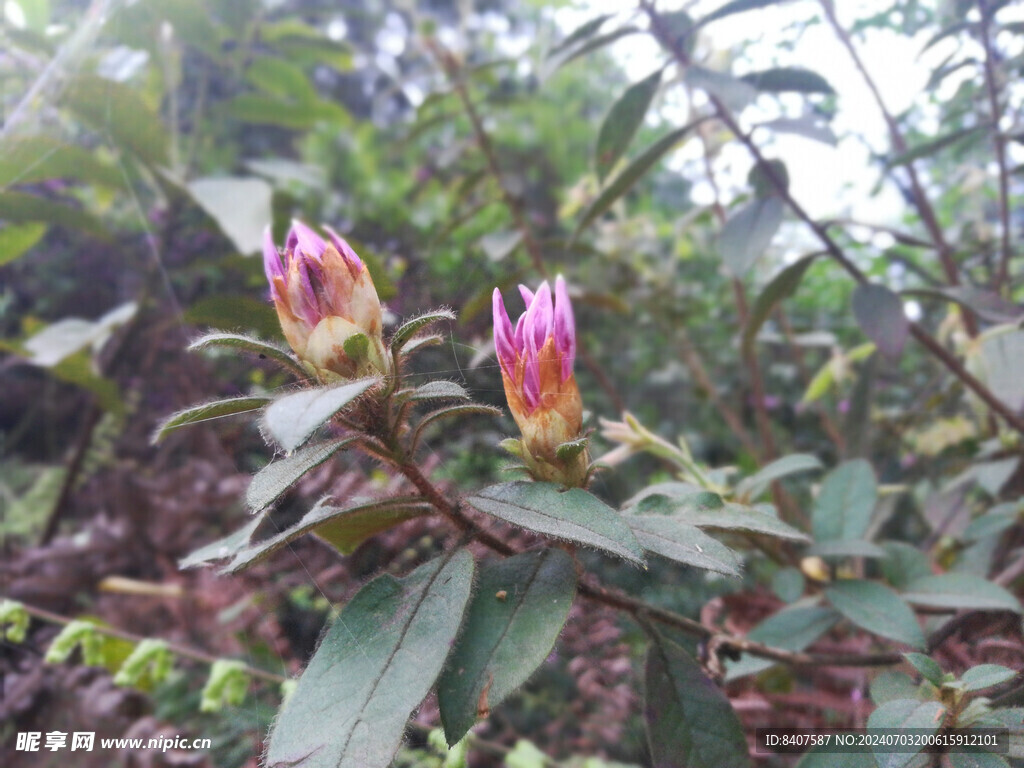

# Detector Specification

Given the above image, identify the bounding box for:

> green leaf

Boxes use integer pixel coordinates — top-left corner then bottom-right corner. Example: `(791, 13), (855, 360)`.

(226, 496), (431, 571)
(407, 381), (470, 403)
(189, 332), (306, 379)
(246, 56), (317, 103)
(152, 396), (270, 443)
(903, 652), (945, 686)
(735, 453), (823, 501)
(312, 499), (433, 556)
(438, 549), (576, 745)
(812, 460), (877, 543)
(961, 664), (1016, 692)
(63, 75), (169, 164)
(554, 438), (588, 462)
(903, 286), (1022, 325)
(626, 516), (742, 576)
(726, 605), (840, 680)
(887, 125), (987, 168)
(0, 136), (122, 189)
(881, 542), (935, 590)
(852, 283), (909, 360)
(870, 671), (921, 705)
(694, 0), (787, 30)
(808, 540), (888, 559)
(719, 196), (785, 275)
(902, 573), (1022, 613)
(573, 121), (701, 239)
(740, 67), (835, 94)
(343, 332), (369, 362)
(949, 751), (1012, 768)
(742, 253), (822, 353)
(645, 632), (752, 768)
(265, 550), (474, 768)
(262, 378), (377, 452)
(825, 580), (925, 649)
(542, 27), (641, 79)
(796, 747), (876, 767)
(187, 176), (274, 255)
(412, 405), (502, 449)
(684, 65), (757, 111)
(629, 491), (809, 542)
(467, 482), (645, 565)
(184, 295), (283, 341)
(867, 699), (945, 768)
(0, 190), (107, 236)
(245, 438), (355, 512)
(771, 567), (805, 603)
(390, 310), (457, 351)
(179, 517), (261, 569)
(0, 222), (47, 266)
(595, 69), (663, 183)
(548, 14), (612, 56)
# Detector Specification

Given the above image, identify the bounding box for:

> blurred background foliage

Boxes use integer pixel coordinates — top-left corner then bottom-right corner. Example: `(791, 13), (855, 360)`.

(2, 0), (1023, 766)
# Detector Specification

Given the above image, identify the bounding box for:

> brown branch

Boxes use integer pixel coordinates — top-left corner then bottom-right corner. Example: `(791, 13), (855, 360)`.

(978, 0), (1014, 290)
(676, 329), (759, 455)
(643, 2), (1024, 436)
(817, 1), (974, 334)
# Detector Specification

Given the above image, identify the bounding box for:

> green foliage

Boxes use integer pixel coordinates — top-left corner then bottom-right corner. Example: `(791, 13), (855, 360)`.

(265, 551), (474, 768)
(467, 482), (645, 565)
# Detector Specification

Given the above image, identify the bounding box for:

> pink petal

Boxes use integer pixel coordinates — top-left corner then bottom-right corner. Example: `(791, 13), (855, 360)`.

(324, 225), (363, 275)
(554, 275), (576, 381)
(518, 284), (535, 307)
(524, 281), (553, 351)
(263, 227), (285, 297)
(492, 288), (516, 376)
(290, 219), (327, 262)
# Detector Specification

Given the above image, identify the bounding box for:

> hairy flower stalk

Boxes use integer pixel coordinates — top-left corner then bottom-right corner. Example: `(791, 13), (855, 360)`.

(493, 277), (588, 486)
(264, 221), (389, 382)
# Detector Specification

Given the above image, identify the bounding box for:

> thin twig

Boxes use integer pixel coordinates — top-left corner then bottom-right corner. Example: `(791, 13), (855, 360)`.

(817, 1), (973, 332)
(978, 0), (1014, 291)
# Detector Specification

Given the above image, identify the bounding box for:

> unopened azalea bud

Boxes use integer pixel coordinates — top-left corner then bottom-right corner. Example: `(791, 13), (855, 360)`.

(493, 276), (588, 486)
(264, 221), (389, 381)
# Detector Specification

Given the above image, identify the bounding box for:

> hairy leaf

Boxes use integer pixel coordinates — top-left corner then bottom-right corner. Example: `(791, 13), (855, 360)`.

(189, 332), (307, 378)
(467, 482), (645, 565)
(645, 632), (752, 768)
(153, 396), (270, 443)
(390, 309), (457, 351)
(265, 551), (473, 768)
(246, 438), (355, 512)
(438, 549), (576, 744)
(262, 378), (377, 452)
(626, 515), (741, 576)
(226, 496), (431, 571)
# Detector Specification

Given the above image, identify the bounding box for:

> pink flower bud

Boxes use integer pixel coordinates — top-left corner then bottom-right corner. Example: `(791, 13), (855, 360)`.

(264, 221), (389, 381)
(493, 276), (587, 485)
